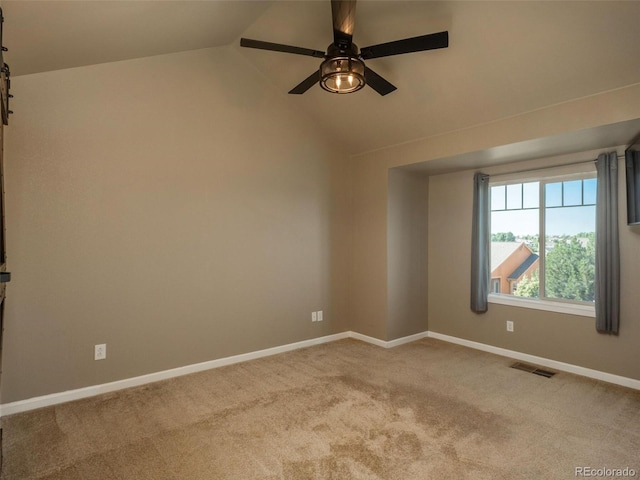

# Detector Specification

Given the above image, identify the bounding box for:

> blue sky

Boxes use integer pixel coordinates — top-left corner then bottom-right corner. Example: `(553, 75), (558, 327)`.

(491, 206), (596, 236)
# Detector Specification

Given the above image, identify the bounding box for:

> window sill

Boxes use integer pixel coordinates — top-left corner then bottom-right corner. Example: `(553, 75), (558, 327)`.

(488, 294), (595, 318)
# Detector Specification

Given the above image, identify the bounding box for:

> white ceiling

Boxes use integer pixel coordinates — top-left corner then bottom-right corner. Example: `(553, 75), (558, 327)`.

(3, 1), (640, 156)
(2, 1), (272, 75)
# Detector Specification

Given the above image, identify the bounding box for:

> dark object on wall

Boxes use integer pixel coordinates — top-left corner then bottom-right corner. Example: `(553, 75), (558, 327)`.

(0, 8), (11, 125)
(240, 0), (448, 96)
(625, 135), (640, 225)
(1, 63), (11, 126)
(0, 10), (8, 472)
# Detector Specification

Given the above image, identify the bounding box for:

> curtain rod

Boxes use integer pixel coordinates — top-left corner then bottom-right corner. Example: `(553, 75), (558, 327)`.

(488, 153), (624, 178)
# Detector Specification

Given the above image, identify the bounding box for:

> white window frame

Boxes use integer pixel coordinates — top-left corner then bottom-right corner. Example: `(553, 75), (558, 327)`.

(488, 162), (596, 318)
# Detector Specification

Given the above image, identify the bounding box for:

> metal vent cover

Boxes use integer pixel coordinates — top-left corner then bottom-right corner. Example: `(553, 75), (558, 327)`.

(510, 362), (556, 378)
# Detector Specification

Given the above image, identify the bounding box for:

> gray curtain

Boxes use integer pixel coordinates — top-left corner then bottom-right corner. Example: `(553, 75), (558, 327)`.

(470, 173), (490, 313)
(595, 152), (620, 334)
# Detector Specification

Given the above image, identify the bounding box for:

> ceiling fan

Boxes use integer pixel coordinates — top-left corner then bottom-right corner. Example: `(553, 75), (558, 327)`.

(240, 0), (448, 96)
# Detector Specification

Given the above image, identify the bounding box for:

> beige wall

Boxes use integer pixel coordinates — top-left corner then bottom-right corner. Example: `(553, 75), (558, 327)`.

(5, 44), (640, 404)
(3, 46), (352, 403)
(387, 169), (429, 340)
(350, 83), (640, 378)
(428, 155), (640, 380)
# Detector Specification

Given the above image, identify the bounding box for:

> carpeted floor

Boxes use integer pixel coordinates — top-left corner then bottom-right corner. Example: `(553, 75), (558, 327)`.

(2, 338), (640, 479)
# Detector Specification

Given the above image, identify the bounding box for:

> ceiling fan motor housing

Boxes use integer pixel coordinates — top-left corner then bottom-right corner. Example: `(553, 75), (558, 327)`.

(320, 43), (365, 94)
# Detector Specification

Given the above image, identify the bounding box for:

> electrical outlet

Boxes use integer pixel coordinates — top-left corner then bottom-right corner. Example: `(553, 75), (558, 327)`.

(506, 321), (514, 332)
(94, 344), (107, 360)
(317, 310), (323, 322)
(312, 312), (317, 322)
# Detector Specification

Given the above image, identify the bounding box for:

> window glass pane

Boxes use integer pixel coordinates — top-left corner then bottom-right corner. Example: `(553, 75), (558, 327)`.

(546, 182), (562, 207)
(522, 182), (539, 208)
(563, 180), (582, 206)
(544, 205), (596, 302)
(491, 207), (539, 298)
(491, 185), (505, 210)
(583, 178), (597, 204)
(545, 205), (596, 236)
(506, 184), (522, 210)
(491, 173), (596, 306)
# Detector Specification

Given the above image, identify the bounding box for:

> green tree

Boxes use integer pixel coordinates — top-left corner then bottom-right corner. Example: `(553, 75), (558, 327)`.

(514, 269), (539, 298)
(522, 234), (539, 254)
(545, 233), (595, 302)
(491, 232), (516, 242)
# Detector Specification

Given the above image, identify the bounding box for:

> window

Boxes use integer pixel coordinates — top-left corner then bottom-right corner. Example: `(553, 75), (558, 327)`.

(489, 165), (596, 312)
(491, 278), (501, 293)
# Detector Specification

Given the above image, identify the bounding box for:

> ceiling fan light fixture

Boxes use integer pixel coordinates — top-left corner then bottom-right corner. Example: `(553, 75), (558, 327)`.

(240, 0), (449, 96)
(320, 56), (365, 94)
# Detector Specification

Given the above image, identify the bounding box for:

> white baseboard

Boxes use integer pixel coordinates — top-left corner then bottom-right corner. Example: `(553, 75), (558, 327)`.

(349, 330), (429, 348)
(2, 329), (638, 417)
(0, 332), (350, 417)
(427, 331), (640, 391)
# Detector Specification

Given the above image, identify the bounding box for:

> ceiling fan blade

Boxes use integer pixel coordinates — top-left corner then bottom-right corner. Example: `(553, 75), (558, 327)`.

(288, 71), (320, 95)
(360, 31), (448, 60)
(364, 67), (397, 96)
(240, 38), (325, 58)
(331, 0), (357, 49)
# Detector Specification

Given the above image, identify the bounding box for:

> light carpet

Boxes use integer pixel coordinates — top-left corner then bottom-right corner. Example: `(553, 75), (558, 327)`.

(2, 338), (639, 479)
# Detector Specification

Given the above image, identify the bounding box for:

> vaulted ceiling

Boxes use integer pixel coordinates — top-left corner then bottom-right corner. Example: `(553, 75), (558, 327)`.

(4, 1), (640, 156)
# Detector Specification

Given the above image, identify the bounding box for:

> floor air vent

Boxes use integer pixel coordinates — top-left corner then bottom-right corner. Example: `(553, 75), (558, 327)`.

(510, 362), (556, 378)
